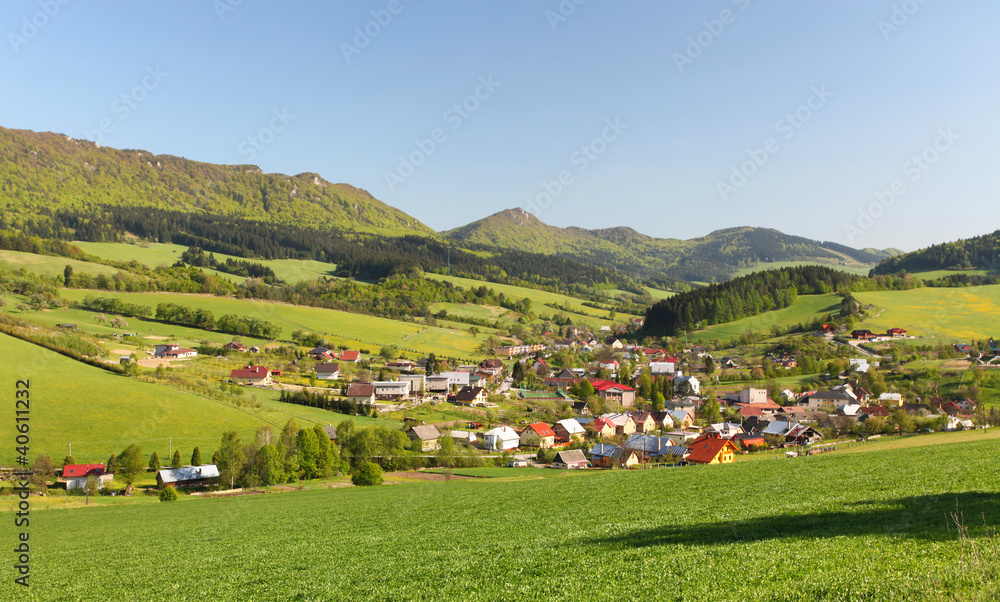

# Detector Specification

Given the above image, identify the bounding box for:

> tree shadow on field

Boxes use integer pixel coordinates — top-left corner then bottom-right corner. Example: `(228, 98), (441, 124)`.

(588, 492), (1000, 548)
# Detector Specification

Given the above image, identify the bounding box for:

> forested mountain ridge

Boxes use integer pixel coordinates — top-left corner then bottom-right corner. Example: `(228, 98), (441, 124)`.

(0, 126), (433, 237)
(872, 230), (1000, 275)
(446, 209), (893, 283)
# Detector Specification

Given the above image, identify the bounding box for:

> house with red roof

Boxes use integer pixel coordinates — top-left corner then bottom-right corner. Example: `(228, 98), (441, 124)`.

(887, 328), (907, 339)
(223, 341), (247, 352)
(339, 350), (361, 363)
(519, 423), (556, 448)
(589, 417), (617, 438)
(685, 439), (739, 465)
(230, 365), (272, 386)
(820, 324), (838, 334)
(62, 464), (113, 490)
(347, 382), (376, 405)
(589, 379), (636, 407)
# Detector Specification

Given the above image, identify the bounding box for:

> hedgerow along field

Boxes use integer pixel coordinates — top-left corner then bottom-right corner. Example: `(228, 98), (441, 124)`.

(57, 288), (484, 358)
(0, 333), (390, 466)
(6, 438), (999, 600)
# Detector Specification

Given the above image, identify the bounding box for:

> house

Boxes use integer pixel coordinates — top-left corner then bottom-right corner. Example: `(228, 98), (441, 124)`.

(154, 344), (198, 359)
(339, 350), (361, 363)
(321, 425), (338, 441)
(667, 410), (695, 429)
(223, 341), (247, 352)
(313, 363), (341, 380)
(674, 374), (701, 395)
(531, 359), (550, 373)
(887, 328), (907, 339)
(373, 381), (410, 400)
(426, 374), (451, 393)
(483, 426), (520, 451)
(601, 413), (637, 437)
(156, 465), (220, 489)
(720, 356), (740, 369)
(803, 390), (854, 410)
(478, 358), (505, 376)
(386, 359), (415, 372)
(954, 399), (977, 413)
(552, 449), (589, 469)
(308, 346), (336, 360)
(738, 388), (768, 405)
(598, 359), (620, 372)
(650, 411), (675, 430)
(820, 324), (838, 334)
(449, 431), (478, 445)
(346, 382), (376, 405)
(859, 406), (890, 417)
(879, 392), (903, 407)
(520, 423), (556, 448)
(399, 374), (426, 396)
(571, 400), (592, 416)
(589, 444), (639, 469)
(589, 417), (618, 439)
(849, 358), (873, 373)
(837, 403), (863, 417)
(230, 365), (273, 386)
(454, 386), (488, 406)
(553, 419), (586, 442)
(784, 423), (824, 445)
(734, 432), (766, 450)
(624, 434), (678, 460)
(649, 360), (677, 376)
(407, 425), (441, 451)
(62, 464), (113, 490)
(609, 339), (624, 350)
(852, 330), (877, 341)
(685, 439), (739, 465)
(589, 379), (637, 407)
(629, 412), (657, 433)
(702, 422), (743, 439)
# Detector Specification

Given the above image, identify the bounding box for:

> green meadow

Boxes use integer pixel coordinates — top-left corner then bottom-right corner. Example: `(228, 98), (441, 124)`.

(688, 293), (841, 343)
(0, 250), (120, 279)
(57, 289), (484, 358)
(732, 260), (874, 279)
(5, 438), (998, 600)
(0, 333), (393, 465)
(854, 285), (1000, 341)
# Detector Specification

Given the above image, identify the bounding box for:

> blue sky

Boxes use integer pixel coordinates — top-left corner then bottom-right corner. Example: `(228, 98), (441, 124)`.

(2, 1), (998, 251)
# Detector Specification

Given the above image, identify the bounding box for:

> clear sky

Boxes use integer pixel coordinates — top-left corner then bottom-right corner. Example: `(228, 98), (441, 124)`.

(2, 1), (998, 252)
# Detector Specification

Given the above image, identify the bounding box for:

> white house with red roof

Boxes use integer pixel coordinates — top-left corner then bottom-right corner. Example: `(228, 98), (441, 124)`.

(519, 422), (556, 448)
(230, 365), (273, 386)
(339, 350), (361, 363)
(589, 379), (637, 407)
(154, 344), (198, 359)
(62, 464), (113, 490)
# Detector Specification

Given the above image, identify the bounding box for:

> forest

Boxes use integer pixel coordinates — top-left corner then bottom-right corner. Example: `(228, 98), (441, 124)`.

(872, 229), (1000, 274)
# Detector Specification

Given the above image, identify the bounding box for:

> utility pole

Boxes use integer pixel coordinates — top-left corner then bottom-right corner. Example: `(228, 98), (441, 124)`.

(69, 441), (72, 457)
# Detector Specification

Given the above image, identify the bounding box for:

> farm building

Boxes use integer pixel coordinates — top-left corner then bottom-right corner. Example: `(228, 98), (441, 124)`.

(62, 464), (113, 490)
(552, 449), (589, 469)
(157, 465), (220, 489)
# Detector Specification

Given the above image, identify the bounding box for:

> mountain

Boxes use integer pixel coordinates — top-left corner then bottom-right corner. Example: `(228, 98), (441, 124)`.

(0, 126), (433, 237)
(445, 208), (892, 283)
(872, 230), (1000, 275)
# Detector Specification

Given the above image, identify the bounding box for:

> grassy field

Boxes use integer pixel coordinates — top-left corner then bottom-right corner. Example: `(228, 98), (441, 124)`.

(644, 286), (676, 300)
(5, 438), (998, 600)
(426, 273), (619, 327)
(57, 289), (484, 358)
(732, 260), (874, 279)
(854, 285), (1000, 341)
(688, 294), (841, 343)
(911, 269), (992, 280)
(0, 250), (120, 279)
(0, 333), (391, 465)
(72, 241), (340, 284)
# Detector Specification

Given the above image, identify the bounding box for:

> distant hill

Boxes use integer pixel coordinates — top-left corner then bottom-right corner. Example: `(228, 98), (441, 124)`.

(445, 208), (892, 283)
(0, 126), (433, 237)
(872, 230), (1000, 275)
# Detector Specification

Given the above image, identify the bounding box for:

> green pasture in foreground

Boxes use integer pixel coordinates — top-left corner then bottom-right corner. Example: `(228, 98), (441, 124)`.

(57, 288), (484, 359)
(5, 437), (999, 600)
(0, 333), (392, 465)
(854, 285), (1000, 342)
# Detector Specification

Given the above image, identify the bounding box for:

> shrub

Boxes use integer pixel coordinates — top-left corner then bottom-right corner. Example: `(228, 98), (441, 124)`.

(159, 485), (178, 502)
(351, 462), (384, 487)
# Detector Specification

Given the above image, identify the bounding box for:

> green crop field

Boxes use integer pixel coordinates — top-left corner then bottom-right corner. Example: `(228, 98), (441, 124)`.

(5, 438), (998, 600)
(854, 285), (1000, 342)
(56, 289), (483, 358)
(688, 294), (841, 343)
(72, 241), (341, 284)
(0, 333), (392, 465)
(0, 250), (120, 279)
(426, 273), (619, 327)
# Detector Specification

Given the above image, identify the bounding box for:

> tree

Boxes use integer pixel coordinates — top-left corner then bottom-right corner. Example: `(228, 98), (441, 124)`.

(652, 392), (665, 412)
(701, 398), (722, 424)
(159, 485), (178, 501)
(296, 427), (321, 479)
(351, 461), (383, 486)
(379, 345), (399, 361)
(30, 454), (55, 494)
(218, 430), (244, 489)
(115, 444), (146, 487)
(148, 451), (161, 472)
(705, 355), (716, 375)
(63, 454), (76, 467)
(106, 453), (120, 474)
(191, 446), (202, 466)
(63, 264), (74, 286)
(171, 450), (183, 469)
(512, 360), (526, 385)
(437, 435), (456, 468)
(84, 475), (99, 501)
(257, 443), (285, 485)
